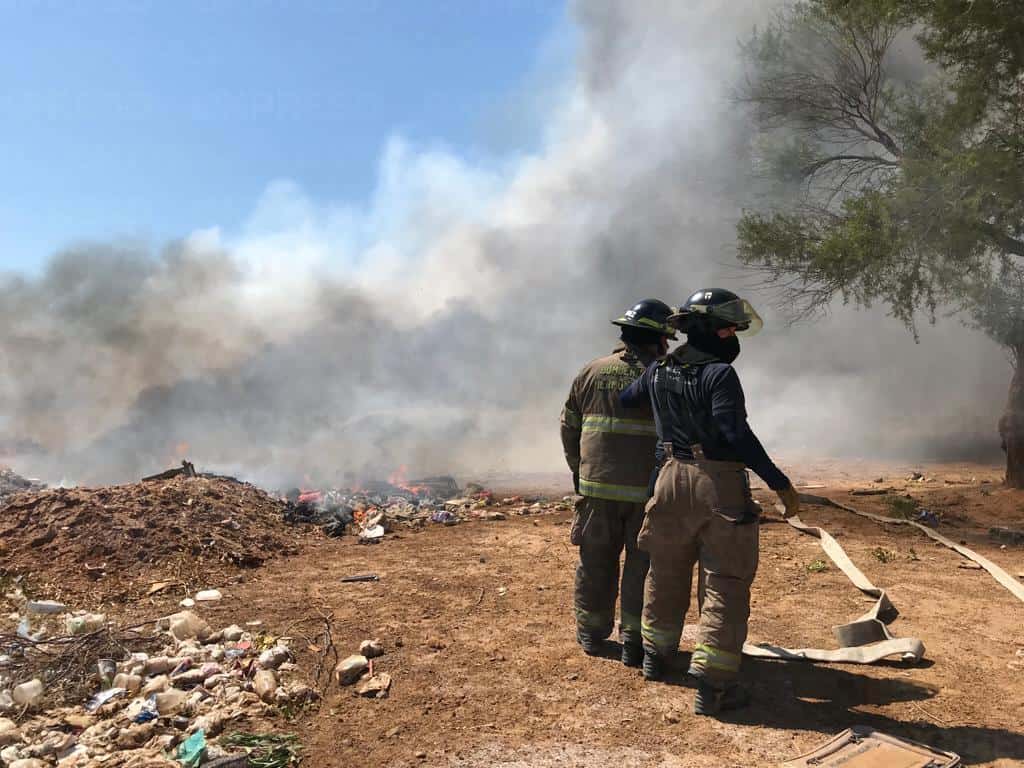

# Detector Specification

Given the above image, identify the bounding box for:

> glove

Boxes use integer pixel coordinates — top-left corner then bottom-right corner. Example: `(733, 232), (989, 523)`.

(572, 471), (580, 494)
(776, 484), (800, 519)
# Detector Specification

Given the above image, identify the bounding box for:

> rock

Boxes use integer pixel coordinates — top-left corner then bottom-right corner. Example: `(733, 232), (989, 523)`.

(0, 690), (12, 712)
(168, 611), (211, 641)
(334, 655), (369, 686)
(1, 746), (21, 765)
(257, 646), (291, 670)
(359, 639), (385, 659)
(253, 670), (278, 703)
(195, 589), (222, 602)
(141, 675), (170, 696)
(10, 760), (47, 768)
(283, 682), (319, 705)
(221, 625), (244, 642)
(0, 718), (20, 746)
(179, 598), (196, 608)
(415, 751), (427, 760)
(356, 673), (392, 699)
(154, 689), (187, 716)
(12, 680), (43, 708)
(111, 673), (142, 694)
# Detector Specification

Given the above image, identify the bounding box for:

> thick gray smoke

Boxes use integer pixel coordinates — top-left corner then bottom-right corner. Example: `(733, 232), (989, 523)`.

(0, 0), (1009, 486)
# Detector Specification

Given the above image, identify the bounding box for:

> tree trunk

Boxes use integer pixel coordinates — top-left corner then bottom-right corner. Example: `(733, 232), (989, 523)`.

(1002, 349), (1024, 488)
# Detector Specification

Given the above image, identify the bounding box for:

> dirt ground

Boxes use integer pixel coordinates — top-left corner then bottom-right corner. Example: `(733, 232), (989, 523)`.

(7, 460), (1024, 766)
(155, 460), (1024, 768)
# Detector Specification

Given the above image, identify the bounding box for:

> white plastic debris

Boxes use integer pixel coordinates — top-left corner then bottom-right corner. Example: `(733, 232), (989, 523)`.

(194, 589), (222, 602)
(65, 613), (105, 635)
(358, 524), (385, 544)
(11, 679), (43, 708)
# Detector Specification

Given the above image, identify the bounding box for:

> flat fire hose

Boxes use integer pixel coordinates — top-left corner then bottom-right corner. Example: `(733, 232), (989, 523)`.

(741, 509), (926, 665)
(743, 492), (1024, 665)
(798, 493), (1024, 605)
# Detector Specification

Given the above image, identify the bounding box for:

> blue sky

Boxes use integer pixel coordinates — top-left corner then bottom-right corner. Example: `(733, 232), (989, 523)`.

(0, 0), (572, 271)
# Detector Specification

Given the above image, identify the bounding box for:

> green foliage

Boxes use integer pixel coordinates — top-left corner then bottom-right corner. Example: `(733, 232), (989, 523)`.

(872, 546), (898, 563)
(737, 0), (1024, 355)
(886, 494), (919, 519)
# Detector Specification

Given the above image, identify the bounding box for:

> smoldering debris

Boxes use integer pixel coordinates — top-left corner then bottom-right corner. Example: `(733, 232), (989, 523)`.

(0, 467), (45, 503)
(281, 474), (570, 539)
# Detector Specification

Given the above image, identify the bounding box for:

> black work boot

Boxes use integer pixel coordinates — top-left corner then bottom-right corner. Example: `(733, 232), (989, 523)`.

(621, 641), (643, 668)
(576, 628), (606, 656)
(692, 677), (751, 716)
(642, 649), (665, 681)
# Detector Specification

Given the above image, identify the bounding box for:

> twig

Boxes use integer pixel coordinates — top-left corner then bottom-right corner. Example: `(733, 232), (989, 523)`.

(474, 588), (485, 607)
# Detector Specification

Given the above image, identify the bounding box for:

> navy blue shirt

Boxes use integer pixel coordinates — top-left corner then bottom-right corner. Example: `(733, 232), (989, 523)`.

(621, 359), (790, 491)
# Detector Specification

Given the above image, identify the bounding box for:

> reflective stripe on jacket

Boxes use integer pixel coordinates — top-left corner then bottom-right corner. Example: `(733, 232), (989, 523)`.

(560, 347), (657, 503)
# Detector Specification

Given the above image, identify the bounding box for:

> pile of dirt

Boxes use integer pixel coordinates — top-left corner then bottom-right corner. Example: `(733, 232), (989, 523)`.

(0, 475), (305, 602)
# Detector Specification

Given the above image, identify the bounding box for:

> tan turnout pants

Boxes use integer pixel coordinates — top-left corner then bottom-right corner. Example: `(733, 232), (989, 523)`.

(572, 497), (649, 645)
(638, 456), (759, 681)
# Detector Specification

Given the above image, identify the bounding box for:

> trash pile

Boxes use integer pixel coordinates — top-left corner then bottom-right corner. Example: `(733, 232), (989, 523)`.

(0, 598), (315, 767)
(0, 476), (304, 602)
(282, 475), (572, 541)
(0, 468), (45, 504)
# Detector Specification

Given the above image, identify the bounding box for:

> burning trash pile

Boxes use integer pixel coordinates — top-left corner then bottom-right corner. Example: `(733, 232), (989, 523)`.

(0, 475), (304, 603)
(282, 470), (572, 541)
(0, 467), (45, 504)
(0, 593), (315, 767)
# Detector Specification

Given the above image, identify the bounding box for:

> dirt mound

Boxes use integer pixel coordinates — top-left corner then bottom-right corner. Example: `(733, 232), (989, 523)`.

(0, 475), (304, 603)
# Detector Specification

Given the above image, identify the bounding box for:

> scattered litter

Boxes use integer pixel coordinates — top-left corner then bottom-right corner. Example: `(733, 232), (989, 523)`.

(958, 561), (983, 570)
(358, 525), (385, 544)
(222, 732), (302, 768)
(25, 600), (66, 615)
(781, 725), (960, 767)
(12, 678), (43, 708)
(195, 589), (223, 602)
(356, 673), (392, 699)
(340, 573), (379, 583)
(176, 728), (207, 767)
(85, 687), (126, 712)
(915, 510), (940, 527)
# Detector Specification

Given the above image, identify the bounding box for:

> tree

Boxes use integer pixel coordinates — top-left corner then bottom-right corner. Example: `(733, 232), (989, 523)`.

(735, 0), (1024, 486)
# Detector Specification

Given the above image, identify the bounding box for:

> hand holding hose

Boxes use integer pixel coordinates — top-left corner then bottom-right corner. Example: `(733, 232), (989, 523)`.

(776, 484), (800, 519)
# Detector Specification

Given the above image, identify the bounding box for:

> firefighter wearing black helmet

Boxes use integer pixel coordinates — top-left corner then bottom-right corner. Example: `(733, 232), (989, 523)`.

(560, 299), (676, 667)
(620, 288), (801, 715)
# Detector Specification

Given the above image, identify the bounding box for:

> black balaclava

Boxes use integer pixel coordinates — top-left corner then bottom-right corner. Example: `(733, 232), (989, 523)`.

(686, 326), (741, 364)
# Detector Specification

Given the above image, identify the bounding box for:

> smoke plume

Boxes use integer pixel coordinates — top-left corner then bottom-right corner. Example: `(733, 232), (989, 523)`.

(0, 0), (1008, 486)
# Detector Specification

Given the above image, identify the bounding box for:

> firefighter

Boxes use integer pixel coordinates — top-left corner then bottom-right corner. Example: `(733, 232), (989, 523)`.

(619, 288), (800, 715)
(560, 299), (676, 667)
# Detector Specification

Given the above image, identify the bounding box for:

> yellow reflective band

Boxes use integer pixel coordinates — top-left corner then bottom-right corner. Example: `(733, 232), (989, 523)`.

(691, 643), (741, 672)
(575, 607), (612, 629)
(561, 408), (582, 428)
(641, 621), (681, 650)
(578, 478), (649, 503)
(620, 611), (642, 632)
(581, 415), (657, 436)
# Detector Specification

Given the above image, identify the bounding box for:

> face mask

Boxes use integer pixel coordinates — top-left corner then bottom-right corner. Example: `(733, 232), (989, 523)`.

(688, 330), (741, 364)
